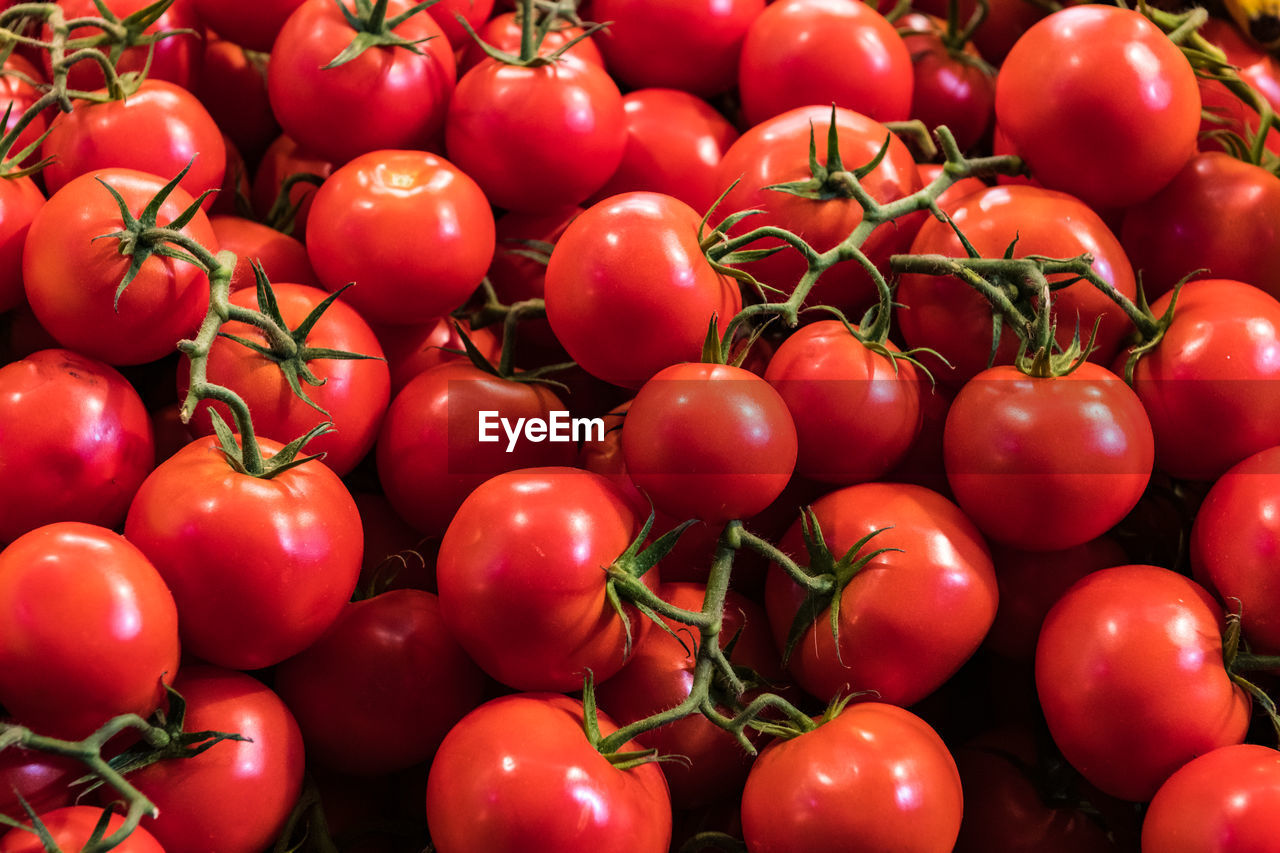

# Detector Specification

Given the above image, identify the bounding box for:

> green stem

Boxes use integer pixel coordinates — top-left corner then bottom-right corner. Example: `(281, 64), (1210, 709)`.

(736, 529), (831, 594)
(497, 297), (546, 376)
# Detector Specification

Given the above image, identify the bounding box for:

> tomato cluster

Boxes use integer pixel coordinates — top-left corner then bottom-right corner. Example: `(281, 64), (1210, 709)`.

(3, 0), (1280, 851)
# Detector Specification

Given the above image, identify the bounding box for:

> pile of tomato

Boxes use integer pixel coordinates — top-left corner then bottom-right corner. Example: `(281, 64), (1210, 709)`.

(2, 0), (1280, 850)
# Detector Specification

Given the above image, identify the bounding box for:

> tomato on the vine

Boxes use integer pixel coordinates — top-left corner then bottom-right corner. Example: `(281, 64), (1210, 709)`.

(0, 806), (164, 853)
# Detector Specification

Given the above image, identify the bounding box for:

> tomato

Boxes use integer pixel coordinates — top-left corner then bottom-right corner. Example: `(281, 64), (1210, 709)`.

(1120, 152), (1280, 302)
(435, 467), (651, 691)
(209, 214), (317, 292)
(1125, 279), (1280, 481)
(944, 363), (1153, 551)
(273, 589), (487, 776)
(181, 282), (390, 477)
(306, 149), (495, 326)
(738, 0), (912, 127)
(351, 491), (434, 593)
(1142, 744), (1280, 852)
(0, 174), (42, 315)
(1036, 565), (1250, 802)
(45, 0), (203, 91)
(372, 315), (501, 395)
(125, 666), (305, 853)
(445, 55), (626, 212)
(765, 482), (998, 707)
(375, 361), (575, 536)
(267, 0), (456, 163)
(459, 11), (604, 74)
(250, 133), (333, 236)
(764, 320), (922, 484)
(0, 53), (48, 168)
(0, 349), (154, 544)
(124, 436), (362, 670)
(426, 693), (672, 852)
(195, 39), (280, 166)
(40, 80), (225, 208)
(740, 702), (963, 853)
(1191, 446), (1280, 655)
(0, 522), (179, 739)
(911, 0), (1046, 64)
(487, 205), (582, 355)
(191, 0), (306, 52)
(899, 13), (996, 153)
(0, 806), (164, 853)
(23, 168), (214, 366)
(425, 0), (495, 49)
(0, 744), (77, 821)
(587, 0), (765, 97)
(995, 6), (1200, 210)
(713, 105), (924, 318)
(896, 185), (1138, 386)
(544, 191), (742, 389)
(1196, 18), (1280, 155)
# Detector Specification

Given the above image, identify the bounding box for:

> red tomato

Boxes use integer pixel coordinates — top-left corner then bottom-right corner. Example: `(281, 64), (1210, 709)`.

(445, 55), (626, 212)
(180, 282), (390, 476)
(1036, 565), (1250, 802)
(899, 13), (996, 152)
(372, 315), (501, 395)
(738, 0), (913, 127)
(267, 0), (456, 163)
(741, 703), (963, 852)
(623, 362), (798, 523)
(209, 214), (317, 292)
(125, 666), (305, 853)
(124, 436), (362, 670)
(713, 105), (924, 317)
(306, 149), (495, 326)
(0, 522), (179, 739)
(1196, 18), (1280, 155)
(250, 133), (333, 236)
(915, 163), (987, 212)
(0, 806), (164, 853)
(273, 589), (487, 775)
(195, 39), (280, 166)
(435, 468), (651, 691)
(944, 363), (1154, 551)
(1125, 279), (1280, 481)
(23, 168), (214, 366)
(0, 175), (42, 314)
(0, 54), (48, 168)
(426, 0), (495, 48)
(426, 693), (672, 852)
(459, 11), (604, 74)
(913, 0), (1046, 63)
(191, 0), (306, 52)
(995, 6), (1200, 209)
(544, 192), (742, 389)
(0, 349), (154, 544)
(0, 745), (77, 821)
(1142, 744), (1280, 852)
(487, 205), (582, 355)
(588, 0), (765, 97)
(45, 0), (203, 91)
(765, 482), (998, 707)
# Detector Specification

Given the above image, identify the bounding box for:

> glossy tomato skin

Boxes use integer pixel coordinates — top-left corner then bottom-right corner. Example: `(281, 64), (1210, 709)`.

(250, 133), (333, 236)
(123, 436), (362, 670)
(1036, 565), (1251, 802)
(181, 283), (390, 476)
(40, 80), (225, 208)
(740, 703), (963, 853)
(944, 363), (1154, 551)
(764, 320), (922, 484)
(896, 185), (1137, 386)
(45, 0), (203, 91)
(544, 192), (741, 389)
(900, 14), (996, 153)
(425, 0), (495, 48)
(1126, 279), (1280, 481)
(372, 315), (501, 395)
(23, 168), (214, 366)
(445, 56), (626, 212)
(268, 0), (455, 163)
(995, 6), (1199, 210)
(1121, 152), (1280, 302)
(1191, 446), (1280, 654)
(436, 468), (651, 691)
(0, 746), (78, 821)
(209, 215), (317, 292)
(195, 39), (281, 166)
(306, 149), (494, 326)
(0, 54), (48, 170)
(0, 349), (154, 544)
(713, 105), (924, 317)
(765, 482), (998, 707)
(191, 0), (306, 52)
(273, 589), (487, 776)
(1141, 744), (1280, 852)
(126, 666), (305, 853)
(738, 0), (913, 127)
(0, 523), (179, 739)
(0, 175), (42, 314)
(426, 693), (671, 853)
(0, 806), (164, 853)
(588, 0), (765, 97)
(623, 363), (798, 524)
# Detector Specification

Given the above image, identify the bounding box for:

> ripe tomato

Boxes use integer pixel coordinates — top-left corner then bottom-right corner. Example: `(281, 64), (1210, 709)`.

(0, 349), (154, 544)
(435, 467), (651, 691)
(124, 436), (362, 670)
(738, 0), (912, 127)
(1142, 744), (1280, 852)
(125, 666), (305, 853)
(208, 215), (317, 292)
(487, 205), (582, 355)
(544, 192), (741, 389)
(0, 746), (77, 821)
(426, 693), (672, 852)
(190, 0), (306, 52)
(195, 38), (280, 166)
(1036, 565), (1250, 802)
(267, 0), (456, 163)
(425, 0), (495, 49)
(740, 703), (962, 852)
(250, 133), (333, 236)
(23, 168), (214, 366)
(306, 149), (494, 326)
(372, 315), (501, 395)
(899, 13), (996, 153)
(0, 522), (179, 739)
(0, 53), (48, 168)
(0, 174), (42, 314)
(0, 806), (164, 853)
(45, 0), (203, 91)
(459, 11), (605, 74)
(995, 6), (1200, 209)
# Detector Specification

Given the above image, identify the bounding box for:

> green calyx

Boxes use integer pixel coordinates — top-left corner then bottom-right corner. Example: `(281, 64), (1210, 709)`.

(1221, 611), (1280, 745)
(325, 0), (442, 69)
(461, 0), (606, 68)
(208, 409), (333, 479)
(763, 105), (892, 202)
(603, 510), (700, 660)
